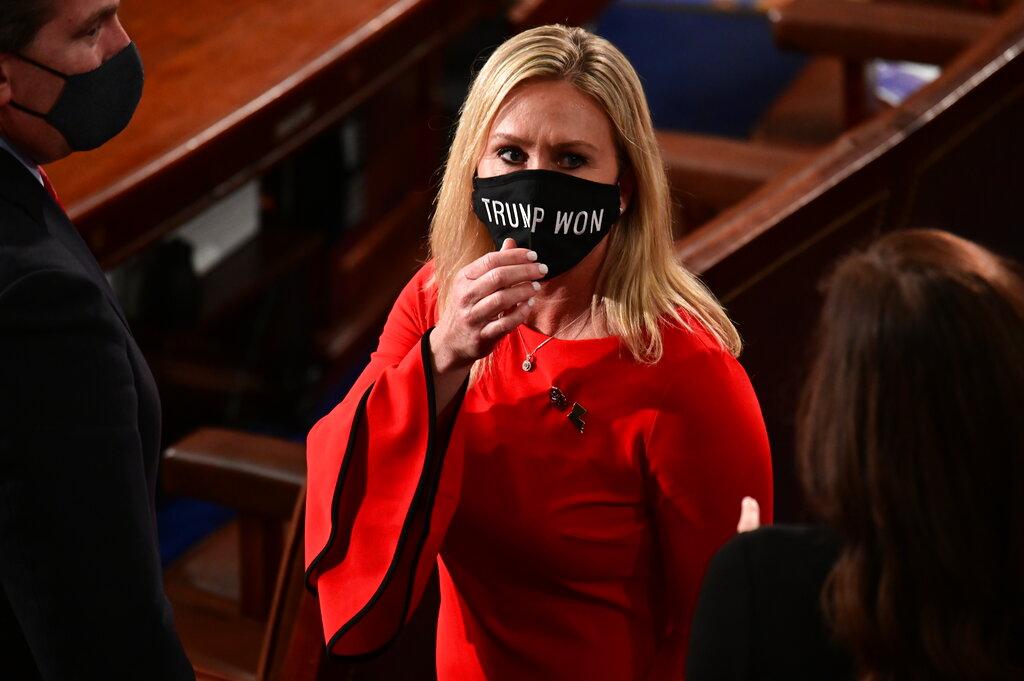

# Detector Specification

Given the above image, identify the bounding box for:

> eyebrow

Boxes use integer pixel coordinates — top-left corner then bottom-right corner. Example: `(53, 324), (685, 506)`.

(492, 132), (600, 151)
(75, 3), (119, 35)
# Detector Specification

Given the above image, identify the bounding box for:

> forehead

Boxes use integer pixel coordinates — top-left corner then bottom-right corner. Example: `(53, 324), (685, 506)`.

(49, 0), (118, 26)
(487, 79), (616, 146)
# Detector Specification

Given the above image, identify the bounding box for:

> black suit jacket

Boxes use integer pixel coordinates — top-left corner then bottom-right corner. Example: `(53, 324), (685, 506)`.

(0, 150), (193, 680)
(687, 525), (855, 681)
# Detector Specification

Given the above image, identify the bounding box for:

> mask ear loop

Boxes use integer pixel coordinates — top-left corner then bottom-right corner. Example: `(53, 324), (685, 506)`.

(9, 101), (49, 119)
(7, 54), (70, 118)
(13, 53), (70, 80)
(613, 142), (633, 215)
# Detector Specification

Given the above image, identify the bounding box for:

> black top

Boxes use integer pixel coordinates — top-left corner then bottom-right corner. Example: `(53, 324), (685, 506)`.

(0, 150), (193, 680)
(687, 525), (855, 681)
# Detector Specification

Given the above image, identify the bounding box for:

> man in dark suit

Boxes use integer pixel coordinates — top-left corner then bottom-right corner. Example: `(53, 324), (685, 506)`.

(0, 1), (194, 678)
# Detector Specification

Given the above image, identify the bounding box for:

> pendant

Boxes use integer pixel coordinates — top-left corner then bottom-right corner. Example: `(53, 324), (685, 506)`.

(522, 355), (535, 372)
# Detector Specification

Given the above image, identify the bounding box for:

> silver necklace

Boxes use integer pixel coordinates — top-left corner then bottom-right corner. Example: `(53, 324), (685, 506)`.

(517, 308), (591, 373)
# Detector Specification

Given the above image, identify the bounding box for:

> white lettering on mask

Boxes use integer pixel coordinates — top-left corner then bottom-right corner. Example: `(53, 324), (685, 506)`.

(518, 203), (532, 230)
(555, 211), (573, 235)
(485, 201), (538, 230)
(554, 209), (605, 235)
(531, 206), (545, 232)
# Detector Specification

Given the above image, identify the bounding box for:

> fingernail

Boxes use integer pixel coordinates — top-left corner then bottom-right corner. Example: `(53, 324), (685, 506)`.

(531, 281), (541, 291)
(538, 263), (548, 275)
(526, 251), (538, 262)
(527, 297), (536, 307)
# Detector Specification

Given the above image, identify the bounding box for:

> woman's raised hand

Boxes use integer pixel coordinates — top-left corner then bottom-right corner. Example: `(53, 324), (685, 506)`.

(430, 238), (547, 375)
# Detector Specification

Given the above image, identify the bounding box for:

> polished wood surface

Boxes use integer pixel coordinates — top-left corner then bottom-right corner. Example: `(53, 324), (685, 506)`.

(254, 490), (323, 681)
(45, 0), (487, 268)
(163, 428), (305, 518)
(658, 130), (813, 233)
(163, 429), (306, 680)
(677, 4), (1024, 520)
(168, 522), (267, 681)
(770, 0), (995, 64)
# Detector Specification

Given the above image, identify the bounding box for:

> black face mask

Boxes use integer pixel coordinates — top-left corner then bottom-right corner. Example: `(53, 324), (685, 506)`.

(11, 43), (144, 152)
(472, 169), (621, 280)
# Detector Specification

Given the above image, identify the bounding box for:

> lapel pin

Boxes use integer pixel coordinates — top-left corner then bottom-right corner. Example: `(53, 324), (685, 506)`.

(568, 402), (587, 434)
(549, 386), (568, 410)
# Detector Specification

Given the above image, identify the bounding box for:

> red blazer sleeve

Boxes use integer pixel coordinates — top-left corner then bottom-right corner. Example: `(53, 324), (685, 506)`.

(643, 337), (773, 679)
(304, 262), (465, 656)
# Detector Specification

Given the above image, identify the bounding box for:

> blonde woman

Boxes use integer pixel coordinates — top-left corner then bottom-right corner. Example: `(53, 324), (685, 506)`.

(305, 25), (773, 680)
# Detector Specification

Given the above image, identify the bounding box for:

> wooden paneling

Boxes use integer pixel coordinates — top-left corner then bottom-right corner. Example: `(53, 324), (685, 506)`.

(45, 0), (494, 268)
(678, 5), (1024, 520)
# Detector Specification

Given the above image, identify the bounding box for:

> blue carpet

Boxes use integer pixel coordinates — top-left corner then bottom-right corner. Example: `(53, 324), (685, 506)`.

(158, 498), (236, 567)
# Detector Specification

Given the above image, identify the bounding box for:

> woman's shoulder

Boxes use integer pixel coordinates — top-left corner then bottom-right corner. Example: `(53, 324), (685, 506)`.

(661, 307), (732, 359)
(651, 308), (740, 383)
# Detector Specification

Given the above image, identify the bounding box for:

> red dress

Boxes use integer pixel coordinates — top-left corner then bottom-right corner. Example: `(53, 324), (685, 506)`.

(305, 262), (773, 680)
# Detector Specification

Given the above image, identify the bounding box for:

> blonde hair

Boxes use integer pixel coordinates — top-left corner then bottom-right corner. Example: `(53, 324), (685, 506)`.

(430, 24), (741, 363)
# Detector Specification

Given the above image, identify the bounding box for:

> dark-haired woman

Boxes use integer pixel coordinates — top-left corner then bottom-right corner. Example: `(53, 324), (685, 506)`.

(687, 229), (1024, 681)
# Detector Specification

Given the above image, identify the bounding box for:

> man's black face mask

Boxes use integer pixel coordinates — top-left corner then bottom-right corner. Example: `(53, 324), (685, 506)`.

(11, 43), (144, 152)
(472, 169), (622, 281)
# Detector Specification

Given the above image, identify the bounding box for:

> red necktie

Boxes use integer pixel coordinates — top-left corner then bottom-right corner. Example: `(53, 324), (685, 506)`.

(38, 166), (64, 209)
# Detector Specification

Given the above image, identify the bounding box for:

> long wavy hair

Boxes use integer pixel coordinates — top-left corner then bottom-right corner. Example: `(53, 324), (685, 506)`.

(429, 24), (740, 364)
(798, 229), (1024, 680)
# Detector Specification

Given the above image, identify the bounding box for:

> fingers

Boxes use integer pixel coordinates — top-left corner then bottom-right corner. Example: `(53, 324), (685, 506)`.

(469, 280), (539, 323)
(442, 239), (544, 360)
(462, 244), (540, 282)
(479, 299), (532, 341)
(736, 497), (761, 533)
(462, 263), (546, 306)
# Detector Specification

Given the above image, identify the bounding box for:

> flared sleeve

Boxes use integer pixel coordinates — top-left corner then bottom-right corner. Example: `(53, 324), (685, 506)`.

(304, 262), (464, 657)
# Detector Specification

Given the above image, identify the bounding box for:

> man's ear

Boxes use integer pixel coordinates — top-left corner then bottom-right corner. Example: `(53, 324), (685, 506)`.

(0, 55), (13, 107)
(618, 164), (635, 215)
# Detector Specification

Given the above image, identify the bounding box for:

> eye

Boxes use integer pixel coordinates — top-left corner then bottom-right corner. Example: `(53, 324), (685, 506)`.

(78, 23), (101, 40)
(559, 153), (588, 169)
(497, 146), (526, 165)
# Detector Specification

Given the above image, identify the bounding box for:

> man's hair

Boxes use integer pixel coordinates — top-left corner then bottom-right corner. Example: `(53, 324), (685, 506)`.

(0, 0), (55, 55)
